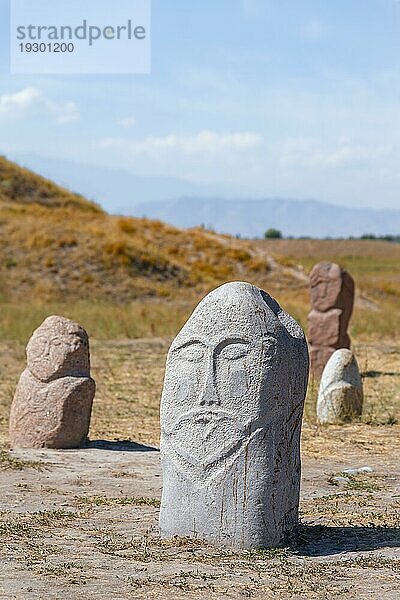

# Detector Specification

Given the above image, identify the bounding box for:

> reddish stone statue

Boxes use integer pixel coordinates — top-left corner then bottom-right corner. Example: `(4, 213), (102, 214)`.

(9, 316), (95, 449)
(308, 262), (355, 377)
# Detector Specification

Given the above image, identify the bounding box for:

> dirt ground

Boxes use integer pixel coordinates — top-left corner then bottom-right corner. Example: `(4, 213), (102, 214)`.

(0, 338), (399, 599)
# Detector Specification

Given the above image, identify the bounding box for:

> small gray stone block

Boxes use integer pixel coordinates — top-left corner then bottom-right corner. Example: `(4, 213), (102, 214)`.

(317, 349), (363, 425)
(342, 466), (374, 475)
(332, 476), (349, 485)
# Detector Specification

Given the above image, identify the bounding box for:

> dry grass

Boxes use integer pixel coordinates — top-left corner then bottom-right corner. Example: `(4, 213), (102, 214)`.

(0, 337), (399, 450)
(0, 197), (287, 307)
(1, 155), (399, 345)
(0, 156), (281, 306)
(0, 155), (101, 212)
(258, 238), (400, 341)
(0, 299), (192, 343)
(0, 449), (43, 471)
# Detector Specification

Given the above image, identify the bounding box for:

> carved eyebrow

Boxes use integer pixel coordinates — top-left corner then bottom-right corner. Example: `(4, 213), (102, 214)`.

(171, 339), (207, 353)
(215, 338), (250, 353)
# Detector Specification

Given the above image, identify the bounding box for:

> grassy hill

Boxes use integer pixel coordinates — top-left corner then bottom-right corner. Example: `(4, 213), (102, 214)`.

(0, 155), (399, 341)
(0, 155), (292, 300)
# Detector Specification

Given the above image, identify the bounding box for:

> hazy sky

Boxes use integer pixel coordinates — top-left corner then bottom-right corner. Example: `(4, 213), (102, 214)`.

(1, 0), (400, 209)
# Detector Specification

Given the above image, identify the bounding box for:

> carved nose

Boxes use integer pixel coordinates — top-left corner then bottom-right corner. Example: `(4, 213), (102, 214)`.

(199, 354), (219, 406)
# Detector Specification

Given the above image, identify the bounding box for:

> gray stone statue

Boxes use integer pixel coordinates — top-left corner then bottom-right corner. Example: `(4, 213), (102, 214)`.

(159, 282), (309, 549)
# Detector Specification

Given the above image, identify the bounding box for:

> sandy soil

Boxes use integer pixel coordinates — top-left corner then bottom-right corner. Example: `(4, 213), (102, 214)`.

(0, 435), (399, 600)
(0, 338), (399, 599)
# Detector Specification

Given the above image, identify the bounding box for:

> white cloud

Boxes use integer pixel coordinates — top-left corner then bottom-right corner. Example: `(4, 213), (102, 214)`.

(279, 137), (393, 169)
(52, 101), (79, 124)
(0, 87), (79, 124)
(98, 130), (263, 157)
(119, 116), (137, 128)
(0, 87), (41, 114)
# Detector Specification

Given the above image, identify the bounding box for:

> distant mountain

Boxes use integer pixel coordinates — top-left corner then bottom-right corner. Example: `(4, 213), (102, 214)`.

(8, 153), (249, 214)
(133, 197), (400, 238)
(7, 153), (400, 237)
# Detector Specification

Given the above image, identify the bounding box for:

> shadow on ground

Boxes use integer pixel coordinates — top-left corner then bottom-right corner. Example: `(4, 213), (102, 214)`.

(294, 524), (400, 556)
(362, 370), (400, 378)
(85, 439), (159, 452)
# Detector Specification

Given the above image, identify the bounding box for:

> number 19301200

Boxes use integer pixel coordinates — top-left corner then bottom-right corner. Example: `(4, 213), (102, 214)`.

(19, 42), (75, 53)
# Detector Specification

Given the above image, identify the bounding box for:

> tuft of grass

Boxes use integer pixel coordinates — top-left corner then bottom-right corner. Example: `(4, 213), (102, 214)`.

(242, 547), (290, 560)
(0, 510), (80, 539)
(34, 561), (85, 580)
(28, 509), (81, 527)
(328, 472), (381, 493)
(0, 521), (34, 537)
(76, 495), (160, 508)
(0, 449), (44, 471)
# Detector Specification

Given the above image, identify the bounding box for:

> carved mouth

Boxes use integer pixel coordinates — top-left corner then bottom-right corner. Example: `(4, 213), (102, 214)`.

(166, 407), (232, 430)
(193, 409), (218, 425)
(162, 408), (246, 477)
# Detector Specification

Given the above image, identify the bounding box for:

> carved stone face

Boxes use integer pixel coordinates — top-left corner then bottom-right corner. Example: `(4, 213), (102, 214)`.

(26, 316), (90, 382)
(310, 262), (343, 312)
(161, 282), (304, 480)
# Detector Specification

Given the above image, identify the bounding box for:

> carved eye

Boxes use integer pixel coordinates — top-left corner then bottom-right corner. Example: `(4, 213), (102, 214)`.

(176, 380), (190, 402)
(29, 336), (48, 357)
(219, 343), (249, 361)
(174, 343), (206, 363)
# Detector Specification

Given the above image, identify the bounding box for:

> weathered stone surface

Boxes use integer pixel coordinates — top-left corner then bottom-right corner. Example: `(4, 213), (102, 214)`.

(310, 262), (343, 312)
(308, 262), (355, 376)
(159, 281), (309, 549)
(317, 349), (363, 424)
(26, 316), (90, 382)
(309, 345), (337, 378)
(308, 309), (348, 348)
(310, 262), (355, 316)
(9, 316), (95, 449)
